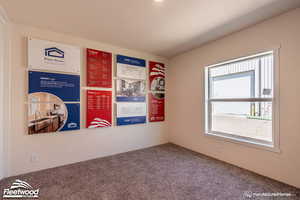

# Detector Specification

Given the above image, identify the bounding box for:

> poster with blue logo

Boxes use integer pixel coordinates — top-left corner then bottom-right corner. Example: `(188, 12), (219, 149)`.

(28, 38), (81, 73)
(60, 104), (80, 131)
(28, 71), (80, 134)
(116, 103), (146, 126)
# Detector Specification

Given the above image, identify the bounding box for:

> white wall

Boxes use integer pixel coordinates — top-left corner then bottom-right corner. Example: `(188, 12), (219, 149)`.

(0, 13), (4, 180)
(168, 8), (300, 188)
(6, 23), (168, 176)
(0, 6), (9, 180)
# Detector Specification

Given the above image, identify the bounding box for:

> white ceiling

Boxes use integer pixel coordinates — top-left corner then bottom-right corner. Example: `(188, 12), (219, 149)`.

(1, 0), (300, 58)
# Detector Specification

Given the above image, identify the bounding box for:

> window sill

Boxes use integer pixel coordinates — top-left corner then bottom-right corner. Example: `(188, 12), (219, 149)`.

(204, 131), (280, 153)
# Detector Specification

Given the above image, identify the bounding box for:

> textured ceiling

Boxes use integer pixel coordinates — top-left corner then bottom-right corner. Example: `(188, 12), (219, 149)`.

(1, 0), (300, 58)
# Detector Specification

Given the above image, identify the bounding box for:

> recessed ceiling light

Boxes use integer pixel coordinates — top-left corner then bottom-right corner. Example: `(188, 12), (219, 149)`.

(154, 0), (164, 3)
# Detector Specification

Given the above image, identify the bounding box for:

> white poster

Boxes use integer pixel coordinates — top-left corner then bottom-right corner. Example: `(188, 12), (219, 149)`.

(116, 55), (146, 80)
(116, 103), (146, 125)
(28, 38), (81, 74)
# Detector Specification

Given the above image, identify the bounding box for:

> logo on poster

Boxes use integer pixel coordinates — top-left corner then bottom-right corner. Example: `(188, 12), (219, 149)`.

(88, 118), (111, 128)
(44, 47), (65, 65)
(67, 122), (78, 128)
(3, 179), (39, 198)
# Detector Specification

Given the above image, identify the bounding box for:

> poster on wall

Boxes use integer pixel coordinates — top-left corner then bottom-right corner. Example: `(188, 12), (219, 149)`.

(149, 61), (165, 92)
(86, 48), (112, 88)
(29, 71), (80, 102)
(116, 103), (146, 126)
(28, 38), (81, 74)
(28, 71), (80, 134)
(28, 101), (80, 134)
(86, 90), (112, 128)
(149, 92), (165, 122)
(116, 79), (146, 102)
(116, 55), (146, 80)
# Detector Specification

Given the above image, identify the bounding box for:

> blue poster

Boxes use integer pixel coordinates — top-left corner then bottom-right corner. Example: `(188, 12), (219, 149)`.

(116, 116), (146, 126)
(60, 103), (80, 132)
(116, 96), (146, 102)
(29, 71), (80, 102)
(28, 71), (80, 134)
(116, 55), (146, 67)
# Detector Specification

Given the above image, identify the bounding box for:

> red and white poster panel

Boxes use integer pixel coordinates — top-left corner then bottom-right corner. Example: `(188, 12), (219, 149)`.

(149, 93), (165, 122)
(86, 90), (112, 128)
(149, 61), (165, 92)
(86, 48), (112, 88)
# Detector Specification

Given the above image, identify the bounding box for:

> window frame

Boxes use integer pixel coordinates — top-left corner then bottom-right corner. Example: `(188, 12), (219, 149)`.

(204, 49), (280, 153)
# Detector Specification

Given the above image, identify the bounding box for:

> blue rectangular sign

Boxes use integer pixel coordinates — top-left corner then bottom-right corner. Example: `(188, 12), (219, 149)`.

(29, 71), (80, 102)
(116, 116), (146, 126)
(116, 55), (146, 67)
(116, 96), (145, 102)
(60, 103), (80, 131)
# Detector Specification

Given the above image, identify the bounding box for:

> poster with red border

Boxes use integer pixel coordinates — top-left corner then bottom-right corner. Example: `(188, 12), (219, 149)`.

(149, 61), (165, 92)
(149, 92), (165, 122)
(87, 48), (112, 88)
(86, 90), (112, 128)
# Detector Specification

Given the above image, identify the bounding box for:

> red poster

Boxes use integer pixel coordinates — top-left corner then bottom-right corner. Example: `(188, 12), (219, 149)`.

(86, 90), (112, 128)
(149, 61), (165, 92)
(149, 93), (165, 122)
(87, 48), (112, 88)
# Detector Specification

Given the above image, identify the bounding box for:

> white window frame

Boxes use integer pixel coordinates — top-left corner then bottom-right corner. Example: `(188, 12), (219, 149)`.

(204, 49), (280, 153)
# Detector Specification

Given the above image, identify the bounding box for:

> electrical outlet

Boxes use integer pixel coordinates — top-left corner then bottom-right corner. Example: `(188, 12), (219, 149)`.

(30, 153), (38, 163)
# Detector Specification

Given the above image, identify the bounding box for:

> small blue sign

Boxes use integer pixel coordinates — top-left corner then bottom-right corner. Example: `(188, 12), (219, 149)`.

(116, 96), (145, 102)
(60, 103), (80, 131)
(29, 71), (80, 102)
(117, 116), (146, 126)
(116, 55), (146, 67)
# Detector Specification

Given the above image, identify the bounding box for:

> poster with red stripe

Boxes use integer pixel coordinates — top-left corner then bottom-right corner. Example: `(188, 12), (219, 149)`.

(86, 90), (112, 128)
(149, 92), (165, 122)
(149, 61), (165, 92)
(87, 48), (112, 88)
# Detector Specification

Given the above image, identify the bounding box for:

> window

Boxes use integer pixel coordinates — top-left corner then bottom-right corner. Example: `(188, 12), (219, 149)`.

(205, 50), (279, 151)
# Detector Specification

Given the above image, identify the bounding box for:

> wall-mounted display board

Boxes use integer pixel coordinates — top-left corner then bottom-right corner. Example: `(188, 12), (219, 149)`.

(29, 71), (80, 102)
(149, 93), (165, 122)
(86, 90), (112, 128)
(149, 61), (165, 92)
(116, 103), (146, 126)
(86, 48), (112, 88)
(28, 38), (81, 74)
(28, 71), (80, 134)
(116, 79), (146, 102)
(116, 55), (146, 80)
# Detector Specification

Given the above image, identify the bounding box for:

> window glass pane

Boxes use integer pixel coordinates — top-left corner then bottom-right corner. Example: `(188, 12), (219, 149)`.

(211, 102), (272, 142)
(211, 71), (254, 98)
(209, 54), (273, 99)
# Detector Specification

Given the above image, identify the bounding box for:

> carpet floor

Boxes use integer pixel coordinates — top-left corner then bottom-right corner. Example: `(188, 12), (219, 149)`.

(0, 143), (299, 200)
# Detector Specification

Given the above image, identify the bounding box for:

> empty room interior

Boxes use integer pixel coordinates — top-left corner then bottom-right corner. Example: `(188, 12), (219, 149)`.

(0, 0), (300, 199)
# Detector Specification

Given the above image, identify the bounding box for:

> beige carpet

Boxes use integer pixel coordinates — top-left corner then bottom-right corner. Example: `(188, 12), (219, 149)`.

(0, 143), (299, 200)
